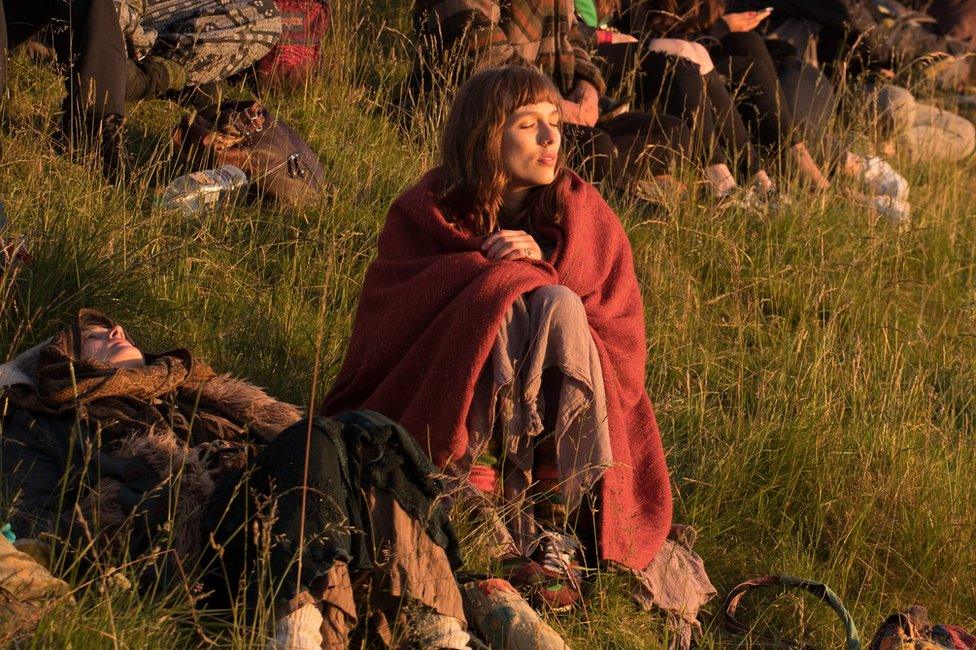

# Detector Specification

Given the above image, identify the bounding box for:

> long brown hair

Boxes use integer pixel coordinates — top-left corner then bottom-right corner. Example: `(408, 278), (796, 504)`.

(440, 65), (567, 237)
(637, 0), (725, 37)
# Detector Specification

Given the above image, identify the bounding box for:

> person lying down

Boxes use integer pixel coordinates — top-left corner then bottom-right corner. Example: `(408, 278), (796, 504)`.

(0, 309), (469, 649)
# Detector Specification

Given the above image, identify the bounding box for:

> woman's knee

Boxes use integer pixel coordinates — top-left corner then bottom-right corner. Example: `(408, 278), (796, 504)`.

(563, 125), (615, 181)
(874, 84), (916, 132)
(526, 285), (586, 321)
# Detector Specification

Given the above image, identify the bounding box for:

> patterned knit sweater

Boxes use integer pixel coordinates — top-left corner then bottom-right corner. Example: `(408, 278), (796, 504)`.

(414, 0), (606, 94)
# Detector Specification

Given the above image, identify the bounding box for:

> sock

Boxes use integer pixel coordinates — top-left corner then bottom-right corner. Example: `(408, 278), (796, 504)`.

(269, 603), (324, 650)
(409, 606), (470, 650)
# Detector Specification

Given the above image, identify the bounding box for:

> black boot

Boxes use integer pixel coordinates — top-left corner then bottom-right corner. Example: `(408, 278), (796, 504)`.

(99, 114), (133, 183)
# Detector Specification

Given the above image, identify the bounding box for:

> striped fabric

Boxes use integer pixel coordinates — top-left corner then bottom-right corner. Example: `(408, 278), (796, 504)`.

(414, 0), (606, 94)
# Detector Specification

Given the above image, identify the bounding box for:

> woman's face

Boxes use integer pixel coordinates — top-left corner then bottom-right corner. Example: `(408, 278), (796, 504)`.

(500, 102), (561, 193)
(80, 324), (145, 368)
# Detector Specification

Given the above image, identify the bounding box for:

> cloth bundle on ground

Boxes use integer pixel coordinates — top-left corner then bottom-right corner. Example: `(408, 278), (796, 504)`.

(871, 606), (976, 650)
(323, 167), (673, 572)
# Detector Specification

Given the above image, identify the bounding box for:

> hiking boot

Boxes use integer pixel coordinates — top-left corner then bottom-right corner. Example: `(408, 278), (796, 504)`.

(52, 112), (134, 183)
(506, 532), (584, 611)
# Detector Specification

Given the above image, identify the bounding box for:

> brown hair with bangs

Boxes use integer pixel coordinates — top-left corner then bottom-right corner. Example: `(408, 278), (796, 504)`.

(440, 65), (566, 237)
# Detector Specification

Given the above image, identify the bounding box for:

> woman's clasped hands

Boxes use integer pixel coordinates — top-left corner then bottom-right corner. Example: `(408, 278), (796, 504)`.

(481, 230), (543, 261)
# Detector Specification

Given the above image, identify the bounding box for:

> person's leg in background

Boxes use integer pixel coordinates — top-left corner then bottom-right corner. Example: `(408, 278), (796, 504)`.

(716, 31), (829, 189)
(562, 123), (616, 185)
(4, 0), (130, 180)
(635, 52), (741, 197)
(701, 69), (770, 193)
(597, 111), (692, 202)
(128, 0), (281, 107)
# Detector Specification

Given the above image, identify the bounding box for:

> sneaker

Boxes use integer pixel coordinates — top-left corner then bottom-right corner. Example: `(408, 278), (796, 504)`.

(859, 155), (910, 201)
(506, 532), (584, 611)
(869, 195), (912, 227)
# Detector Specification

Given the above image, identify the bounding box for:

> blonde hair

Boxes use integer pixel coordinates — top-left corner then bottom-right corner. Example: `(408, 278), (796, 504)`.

(440, 65), (566, 236)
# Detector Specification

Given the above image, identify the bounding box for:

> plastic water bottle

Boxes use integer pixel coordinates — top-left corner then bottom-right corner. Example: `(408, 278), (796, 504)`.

(158, 165), (249, 215)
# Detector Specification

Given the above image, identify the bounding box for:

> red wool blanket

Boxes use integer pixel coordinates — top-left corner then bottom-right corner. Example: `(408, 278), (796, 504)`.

(323, 168), (672, 569)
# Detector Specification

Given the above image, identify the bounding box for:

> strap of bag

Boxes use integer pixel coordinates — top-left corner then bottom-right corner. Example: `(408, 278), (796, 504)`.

(723, 575), (861, 650)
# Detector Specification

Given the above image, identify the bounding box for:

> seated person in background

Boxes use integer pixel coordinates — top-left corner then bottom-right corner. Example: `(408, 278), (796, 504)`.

(732, 0), (976, 87)
(586, 0), (914, 220)
(324, 65), (715, 645)
(117, 0), (282, 105)
(0, 309), (468, 650)
(731, 0), (976, 163)
(597, 0), (831, 200)
(0, 0), (130, 181)
(411, 0), (694, 202)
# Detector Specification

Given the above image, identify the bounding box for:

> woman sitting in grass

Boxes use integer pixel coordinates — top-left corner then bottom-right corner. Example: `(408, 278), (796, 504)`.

(324, 65), (714, 639)
(0, 309), (469, 649)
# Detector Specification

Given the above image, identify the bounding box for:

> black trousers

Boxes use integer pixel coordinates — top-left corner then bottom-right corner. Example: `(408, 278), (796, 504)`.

(599, 32), (798, 179)
(0, 0), (127, 123)
(563, 111), (692, 188)
(712, 31), (797, 153)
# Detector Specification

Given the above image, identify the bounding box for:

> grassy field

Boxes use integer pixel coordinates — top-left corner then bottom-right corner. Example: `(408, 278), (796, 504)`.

(3, 1), (976, 647)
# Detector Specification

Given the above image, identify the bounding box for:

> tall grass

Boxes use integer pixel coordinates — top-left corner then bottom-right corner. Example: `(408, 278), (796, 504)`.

(2, 1), (976, 647)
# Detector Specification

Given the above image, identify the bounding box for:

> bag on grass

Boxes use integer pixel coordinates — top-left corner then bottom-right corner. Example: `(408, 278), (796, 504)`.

(723, 575), (975, 650)
(173, 100), (324, 209)
(870, 606), (976, 650)
(257, 0), (331, 86)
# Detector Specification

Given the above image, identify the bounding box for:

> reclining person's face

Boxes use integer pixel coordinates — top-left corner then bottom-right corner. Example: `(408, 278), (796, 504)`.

(81, 325), (145, 368)
(501, 102), (561, 192)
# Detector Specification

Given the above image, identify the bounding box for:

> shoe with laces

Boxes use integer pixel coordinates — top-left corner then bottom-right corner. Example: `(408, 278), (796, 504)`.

(506, 532), (584, 611)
